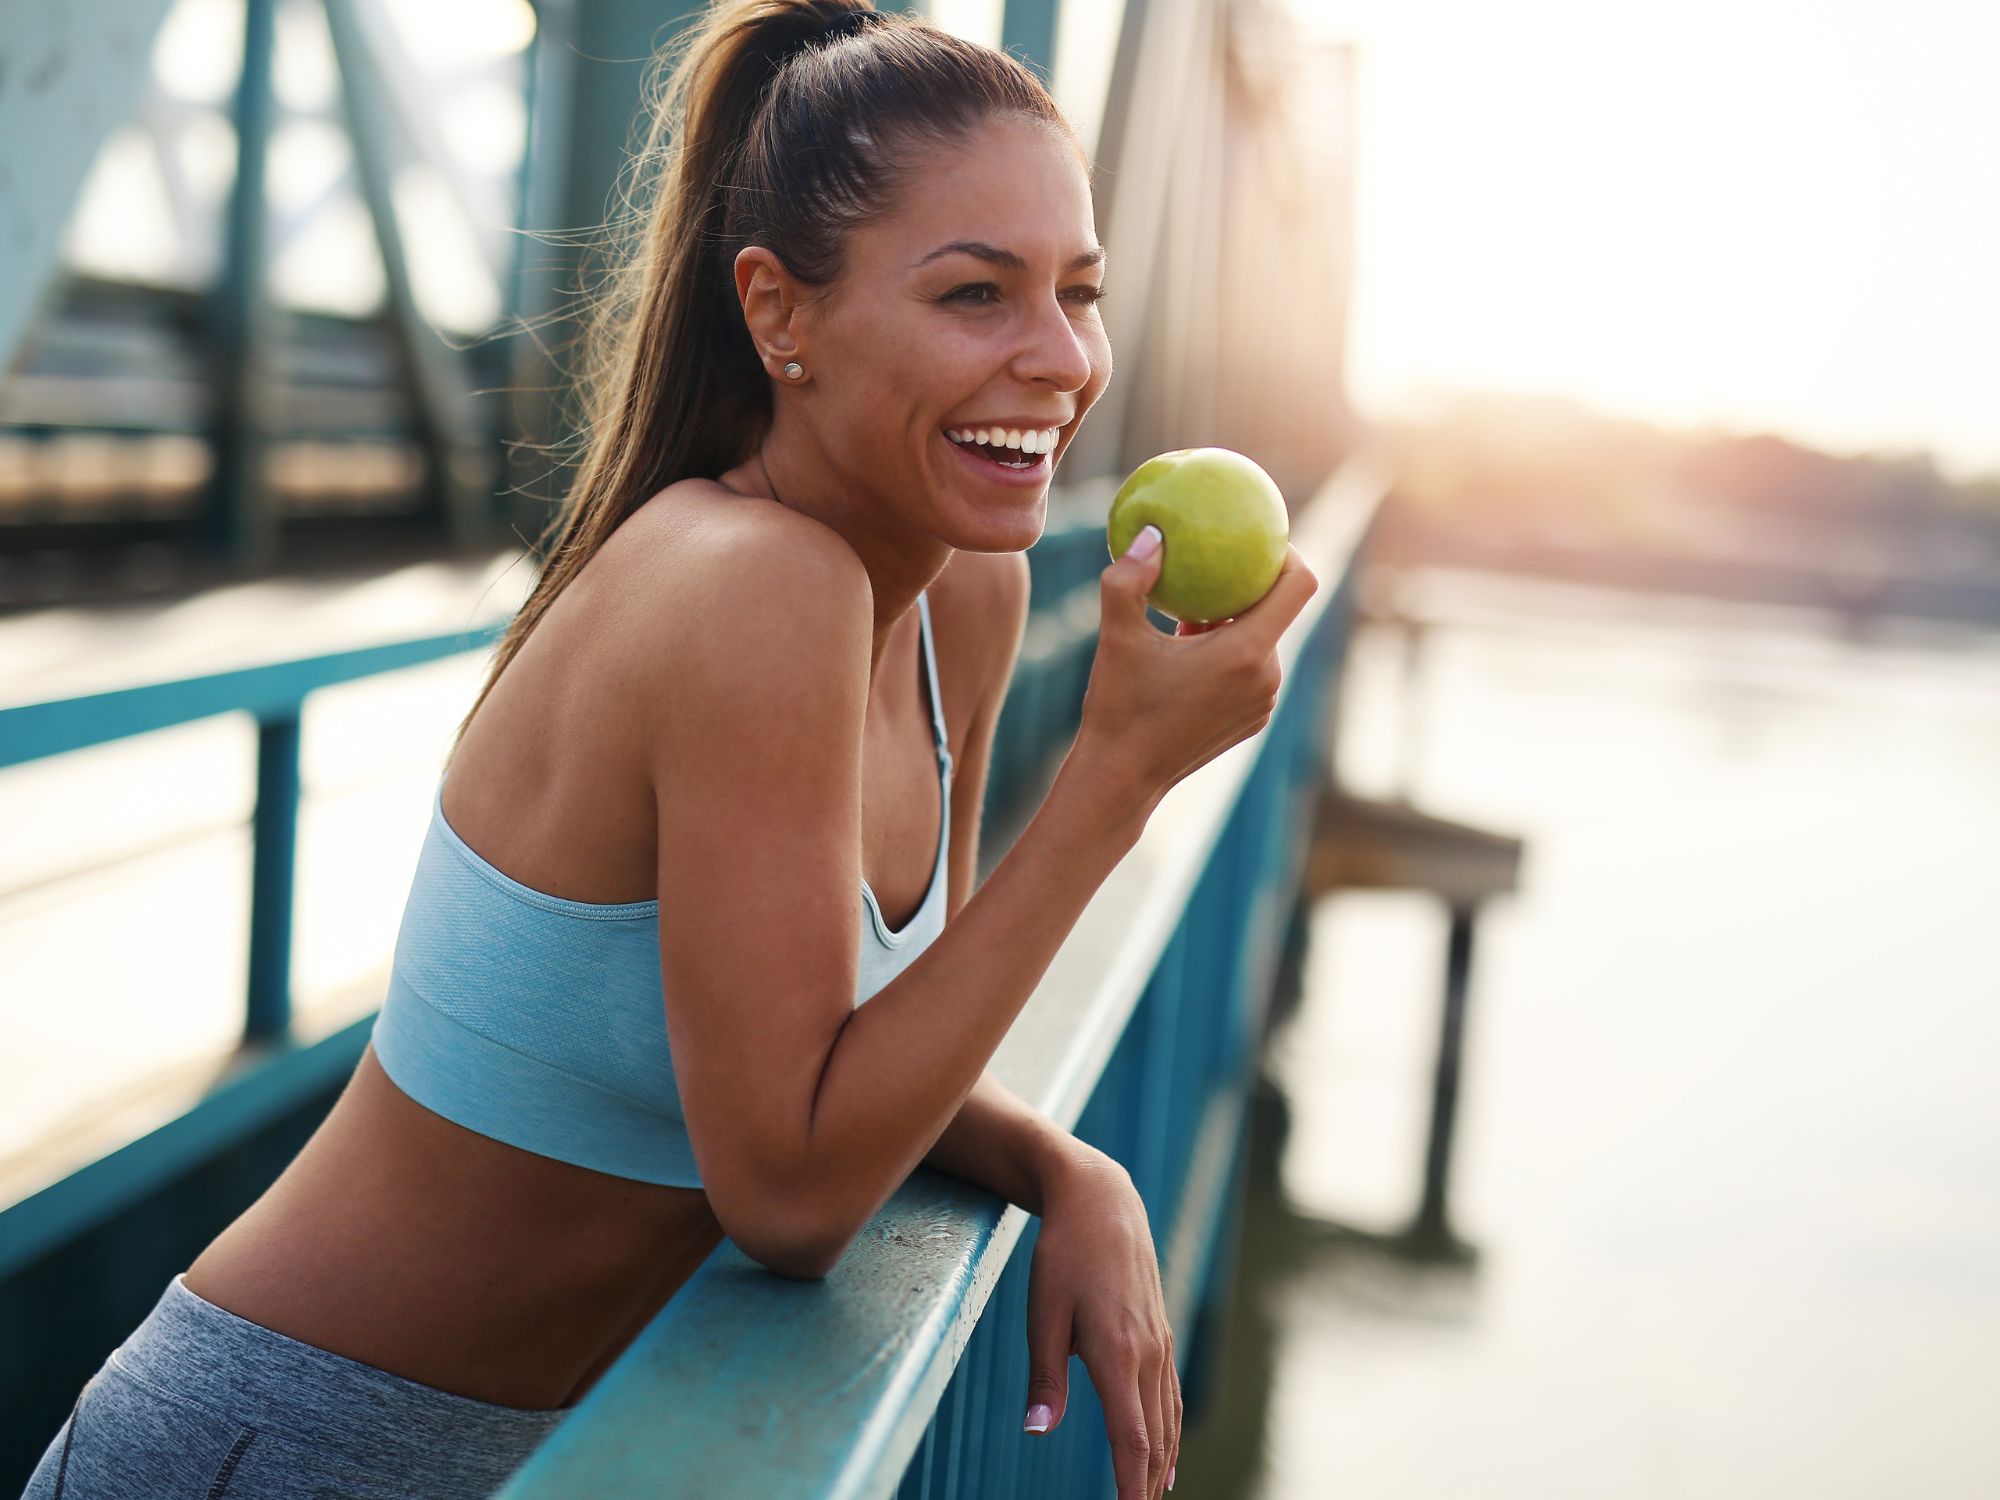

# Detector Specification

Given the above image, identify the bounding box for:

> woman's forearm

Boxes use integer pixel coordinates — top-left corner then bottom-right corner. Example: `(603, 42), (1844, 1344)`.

(922, 1069), (1088, 1218)
(785, 738), (1152, 1255)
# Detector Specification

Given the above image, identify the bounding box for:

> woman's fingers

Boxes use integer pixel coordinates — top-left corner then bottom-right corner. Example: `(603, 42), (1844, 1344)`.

(1140, 1350), (1168, 1500)
(1022, 1284), (1072, 1435)
(1160, 1332), (1183, 1491)
(1101, 1350), (1156, 1500)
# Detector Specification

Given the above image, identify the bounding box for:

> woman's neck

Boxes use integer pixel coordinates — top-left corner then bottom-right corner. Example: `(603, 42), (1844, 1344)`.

(718, 425), (950, 683)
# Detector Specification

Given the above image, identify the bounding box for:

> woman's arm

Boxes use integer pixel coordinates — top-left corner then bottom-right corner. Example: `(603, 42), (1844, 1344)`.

(921, 1069), (1074, 1217)
(643, 501), (1311, 1288)
(642, 510), (1157, 1277)
(779, 709), (1146, 1267)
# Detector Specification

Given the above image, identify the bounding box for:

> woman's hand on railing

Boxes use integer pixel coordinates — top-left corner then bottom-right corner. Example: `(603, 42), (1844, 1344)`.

(1023, 1149), (1182, 1499)
(1076, 531), (1320, 814)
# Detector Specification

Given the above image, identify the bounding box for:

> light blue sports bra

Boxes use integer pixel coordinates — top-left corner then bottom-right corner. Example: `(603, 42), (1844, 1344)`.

(369, 591), (954, 1188)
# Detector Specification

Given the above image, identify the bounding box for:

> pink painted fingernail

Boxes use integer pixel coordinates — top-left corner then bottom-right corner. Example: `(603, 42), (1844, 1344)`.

(1124, 524), (1163, 561)
(1168, 1464), (1177, 1490)
(1024, 1403), (1054, 1433)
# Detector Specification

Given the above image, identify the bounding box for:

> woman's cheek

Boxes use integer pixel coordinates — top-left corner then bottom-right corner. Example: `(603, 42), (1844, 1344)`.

(1085, 336), (1114, 404)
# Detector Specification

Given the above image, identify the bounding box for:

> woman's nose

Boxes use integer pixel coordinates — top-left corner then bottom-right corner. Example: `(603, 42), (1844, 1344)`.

(1013, 296), (1095, 391)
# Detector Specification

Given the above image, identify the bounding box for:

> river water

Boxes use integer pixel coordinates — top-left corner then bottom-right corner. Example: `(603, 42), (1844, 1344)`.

(1176, 567), (2000, 1498)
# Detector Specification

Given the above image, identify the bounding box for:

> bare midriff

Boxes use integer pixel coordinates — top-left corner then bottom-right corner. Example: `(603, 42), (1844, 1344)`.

(183, 1045), (726, 1411)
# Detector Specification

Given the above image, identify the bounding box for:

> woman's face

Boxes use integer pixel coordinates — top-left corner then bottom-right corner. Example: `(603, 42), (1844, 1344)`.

(790, 112), (1112, 552)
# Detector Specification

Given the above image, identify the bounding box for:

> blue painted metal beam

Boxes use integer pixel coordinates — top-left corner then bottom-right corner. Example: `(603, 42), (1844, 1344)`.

(1001, 0), (1062, 84)
(508, 1174), (1032, 1499)
(245, 712), (303, 1042)
(502, 0), (706, 531)
(322, 0), (499, 546)
(0, 0), (182, 370)
(0, 1013), (377, 1282)
(200, 0), (281, 567)
(0, 624), (504, 769)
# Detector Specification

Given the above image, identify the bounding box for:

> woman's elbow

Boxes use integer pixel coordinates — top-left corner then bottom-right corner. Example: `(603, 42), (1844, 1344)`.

(710, 1184), (860, 1280)
(743, 1233), (846, 1281)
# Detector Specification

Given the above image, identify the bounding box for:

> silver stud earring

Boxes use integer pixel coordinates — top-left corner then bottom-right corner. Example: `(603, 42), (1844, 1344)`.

(782, 361), (804, 380)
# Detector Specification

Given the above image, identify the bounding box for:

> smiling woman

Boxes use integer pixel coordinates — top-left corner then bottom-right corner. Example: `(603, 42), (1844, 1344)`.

(19, 5), (1320, 1500)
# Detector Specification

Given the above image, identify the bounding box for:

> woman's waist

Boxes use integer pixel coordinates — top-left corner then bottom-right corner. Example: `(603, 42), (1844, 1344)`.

(184, 1045), (724, 1411)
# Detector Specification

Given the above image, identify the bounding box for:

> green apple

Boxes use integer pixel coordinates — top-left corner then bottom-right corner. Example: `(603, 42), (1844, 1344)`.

(1106, 447), (1290, 622)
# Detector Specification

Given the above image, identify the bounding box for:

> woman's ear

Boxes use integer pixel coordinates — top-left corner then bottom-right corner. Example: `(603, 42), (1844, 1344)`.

(734, 245), (809, 382)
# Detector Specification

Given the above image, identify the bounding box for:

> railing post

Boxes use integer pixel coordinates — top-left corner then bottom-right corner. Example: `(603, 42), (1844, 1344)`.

(1406, 899), (1480, 1263)
(202, 0), (280, 570)
(245, 711), (302, 1043)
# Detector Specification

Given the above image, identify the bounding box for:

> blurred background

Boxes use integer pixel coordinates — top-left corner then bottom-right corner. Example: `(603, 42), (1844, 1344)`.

(3, 0), (1997, 1495)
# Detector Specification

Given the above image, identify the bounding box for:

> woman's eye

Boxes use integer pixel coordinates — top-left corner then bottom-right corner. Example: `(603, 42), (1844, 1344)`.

(944, 284), (1108, 307)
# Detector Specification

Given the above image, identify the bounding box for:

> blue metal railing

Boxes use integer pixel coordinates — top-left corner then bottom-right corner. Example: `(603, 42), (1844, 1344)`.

(886, 578), (1350, 1500)
(1, 626), (505, 1045)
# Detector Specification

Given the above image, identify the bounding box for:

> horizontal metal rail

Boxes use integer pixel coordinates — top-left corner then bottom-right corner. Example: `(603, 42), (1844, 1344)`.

(0, 627), (503, 770)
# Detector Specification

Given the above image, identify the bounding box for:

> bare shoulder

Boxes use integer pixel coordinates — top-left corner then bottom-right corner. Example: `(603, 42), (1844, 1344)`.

(615, 480), (869, 611)
(597, 480), (874, 737)
(604, 480), (869, 635)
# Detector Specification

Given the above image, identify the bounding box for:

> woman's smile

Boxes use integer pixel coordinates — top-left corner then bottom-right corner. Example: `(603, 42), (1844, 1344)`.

(940, 423), (1061, 486)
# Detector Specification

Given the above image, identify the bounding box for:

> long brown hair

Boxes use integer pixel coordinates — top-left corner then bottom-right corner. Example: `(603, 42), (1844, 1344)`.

(454, 0), (1078, 752)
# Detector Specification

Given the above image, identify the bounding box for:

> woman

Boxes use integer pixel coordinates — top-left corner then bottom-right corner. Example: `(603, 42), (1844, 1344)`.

(23, 3), (1315, 1497)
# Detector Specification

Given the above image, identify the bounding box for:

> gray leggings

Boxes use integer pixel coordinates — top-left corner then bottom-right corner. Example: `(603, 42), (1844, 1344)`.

(19, 1273), (570, 1499)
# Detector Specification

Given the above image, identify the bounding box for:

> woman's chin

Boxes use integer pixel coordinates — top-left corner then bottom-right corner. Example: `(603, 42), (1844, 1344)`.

(946, 499), (1045, 555)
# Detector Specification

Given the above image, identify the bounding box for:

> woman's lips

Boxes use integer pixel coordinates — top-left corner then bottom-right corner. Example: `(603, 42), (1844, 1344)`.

(943, 431), (1052, 486)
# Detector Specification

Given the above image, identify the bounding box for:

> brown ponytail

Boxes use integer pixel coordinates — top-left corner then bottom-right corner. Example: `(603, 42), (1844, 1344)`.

(453, 1), (1077, 753)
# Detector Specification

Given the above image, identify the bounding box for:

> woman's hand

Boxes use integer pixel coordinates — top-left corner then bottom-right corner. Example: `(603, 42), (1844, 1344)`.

(1076, 528), (1319, 807)
(1023, 1148), (1182, 1499)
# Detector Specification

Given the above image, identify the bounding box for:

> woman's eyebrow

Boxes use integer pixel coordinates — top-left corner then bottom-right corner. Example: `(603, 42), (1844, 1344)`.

(909, 240), (1108, 273)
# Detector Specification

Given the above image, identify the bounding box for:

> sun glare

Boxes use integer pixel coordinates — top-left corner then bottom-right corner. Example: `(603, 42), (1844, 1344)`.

(1288, 0), (2000, 478)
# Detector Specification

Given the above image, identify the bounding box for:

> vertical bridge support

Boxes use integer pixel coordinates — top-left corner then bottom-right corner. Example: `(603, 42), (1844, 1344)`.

(1305, 784), (1525, 1264)
(245, 711), (302, 1044)
(0, 0), (184, 371)
(202, 0), (281, 570)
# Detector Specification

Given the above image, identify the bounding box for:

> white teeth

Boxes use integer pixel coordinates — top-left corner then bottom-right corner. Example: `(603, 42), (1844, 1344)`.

(945, 425), (1061, 459)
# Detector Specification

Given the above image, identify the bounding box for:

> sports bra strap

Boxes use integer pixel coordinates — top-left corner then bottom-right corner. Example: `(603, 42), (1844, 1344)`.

(916, 591), (953, 778)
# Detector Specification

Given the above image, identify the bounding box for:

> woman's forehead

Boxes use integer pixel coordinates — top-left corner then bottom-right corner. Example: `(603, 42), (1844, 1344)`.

(862, 123), (1096, 271)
